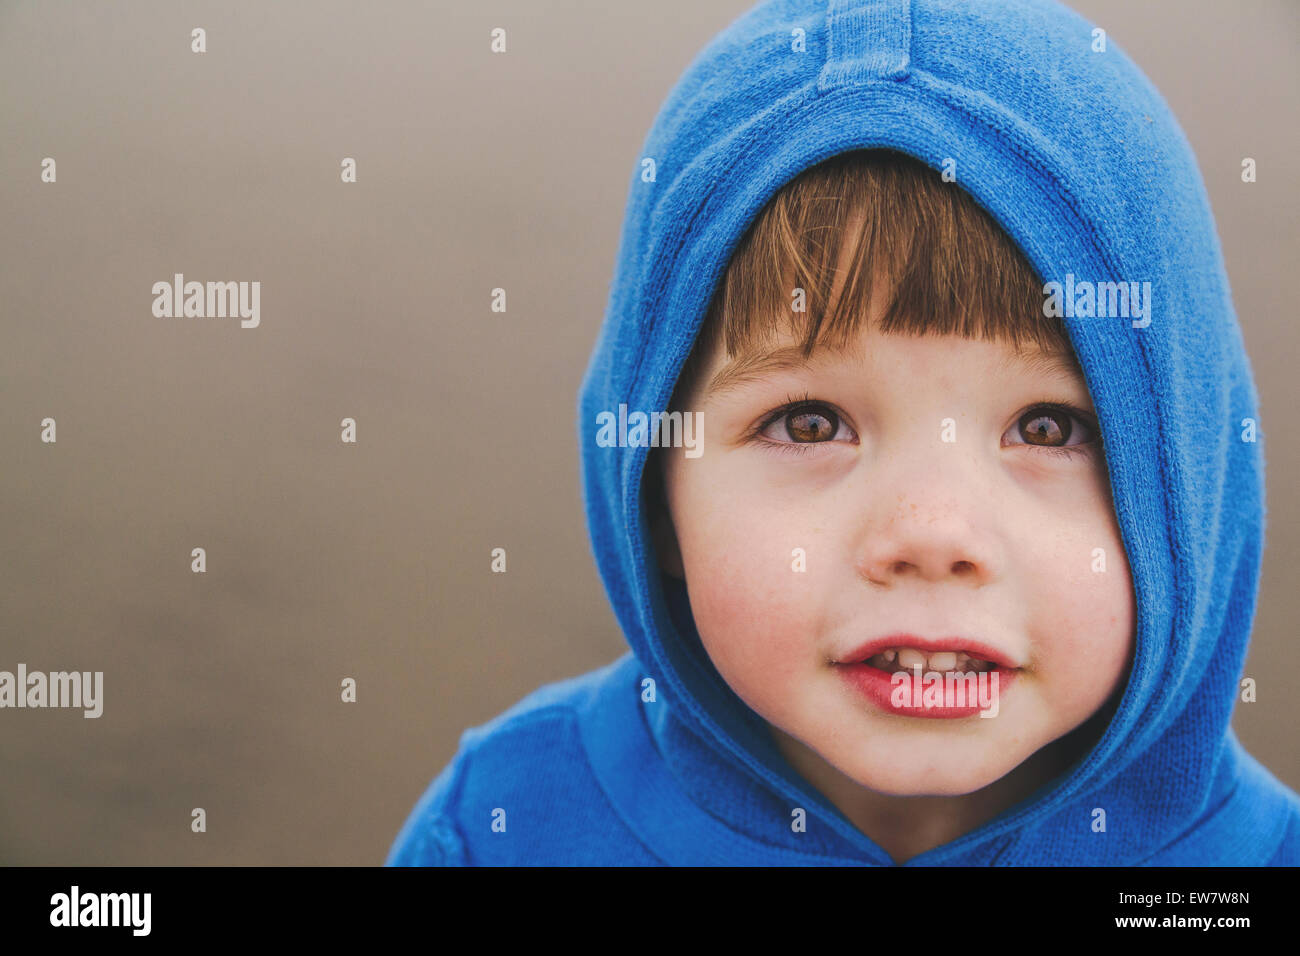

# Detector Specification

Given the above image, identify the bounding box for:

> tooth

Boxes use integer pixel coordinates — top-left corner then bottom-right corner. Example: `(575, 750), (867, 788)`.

(954, 652), (971, 670)
(897, 648), (926, 671)
(882, 649), (897, 662)
(928, 652), (957, 671)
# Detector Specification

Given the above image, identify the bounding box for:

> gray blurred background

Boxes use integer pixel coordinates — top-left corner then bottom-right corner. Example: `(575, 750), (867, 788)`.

(1, 1), (1295, 864)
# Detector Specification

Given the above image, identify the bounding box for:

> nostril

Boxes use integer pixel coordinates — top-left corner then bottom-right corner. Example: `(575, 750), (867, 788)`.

(953, 560), (975, 575)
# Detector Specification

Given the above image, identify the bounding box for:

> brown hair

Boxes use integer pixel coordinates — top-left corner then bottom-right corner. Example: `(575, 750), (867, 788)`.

(670, 149), (1074, 408)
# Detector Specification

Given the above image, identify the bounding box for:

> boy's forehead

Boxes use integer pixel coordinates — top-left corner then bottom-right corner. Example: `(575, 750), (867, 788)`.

(699, 330), (1082, 401)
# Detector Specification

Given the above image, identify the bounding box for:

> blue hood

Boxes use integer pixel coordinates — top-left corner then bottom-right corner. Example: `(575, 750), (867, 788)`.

(577, 0), (1297, 864)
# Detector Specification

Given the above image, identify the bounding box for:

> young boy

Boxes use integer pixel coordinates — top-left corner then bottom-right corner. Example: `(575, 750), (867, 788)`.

(387, 0), (1300, 865)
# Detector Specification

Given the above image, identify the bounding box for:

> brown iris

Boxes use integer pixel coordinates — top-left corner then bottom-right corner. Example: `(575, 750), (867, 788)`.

(786, 406), (837, 442)
(1018, 406), (1071, 446)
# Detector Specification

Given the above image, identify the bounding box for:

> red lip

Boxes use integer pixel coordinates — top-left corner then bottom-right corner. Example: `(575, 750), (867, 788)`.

(835, 633), (1020, 719)
(838, 633), (1021, 670)
(837, 662), (1014, 718)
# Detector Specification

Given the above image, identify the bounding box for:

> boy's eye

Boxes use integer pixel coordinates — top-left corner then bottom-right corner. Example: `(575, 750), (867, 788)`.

(750, 398), (1098, 460)
(1004, 404), (1096, 456)
(757, 402), (849, 445)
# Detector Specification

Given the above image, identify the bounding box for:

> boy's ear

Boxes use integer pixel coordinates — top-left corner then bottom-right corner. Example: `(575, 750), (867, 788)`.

(646, 454), (685, 580)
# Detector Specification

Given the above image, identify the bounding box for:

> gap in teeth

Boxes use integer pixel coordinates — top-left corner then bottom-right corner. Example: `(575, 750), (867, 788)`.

(865, 648), (993, 673)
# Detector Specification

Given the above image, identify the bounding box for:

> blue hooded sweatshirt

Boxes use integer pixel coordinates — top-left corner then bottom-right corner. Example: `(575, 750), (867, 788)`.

(387, 0), (1300, 866)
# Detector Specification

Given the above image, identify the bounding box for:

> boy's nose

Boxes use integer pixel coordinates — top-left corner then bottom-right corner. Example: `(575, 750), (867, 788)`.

(854, 497), (1002, 589)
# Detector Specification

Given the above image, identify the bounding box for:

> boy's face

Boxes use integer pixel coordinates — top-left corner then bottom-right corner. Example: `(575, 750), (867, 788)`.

(653, 317), (1136, 796)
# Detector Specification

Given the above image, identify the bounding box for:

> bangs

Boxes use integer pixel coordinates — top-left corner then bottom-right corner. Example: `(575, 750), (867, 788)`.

(674, 149), (1075, 404)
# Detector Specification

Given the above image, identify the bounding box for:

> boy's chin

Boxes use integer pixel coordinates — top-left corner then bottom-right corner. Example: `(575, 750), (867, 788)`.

(824, 742), (1029, 798)
(844, 761), (1014, 798)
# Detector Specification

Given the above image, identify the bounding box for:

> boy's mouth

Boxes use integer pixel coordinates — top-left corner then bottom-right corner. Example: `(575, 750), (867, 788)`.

(861, 648), (997, 674)
(838, 633), (1022, 672)
(835, 633), (1020, 718)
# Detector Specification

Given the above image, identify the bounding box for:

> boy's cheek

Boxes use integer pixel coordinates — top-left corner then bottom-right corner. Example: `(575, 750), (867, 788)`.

(682, 532), (819, 688)
(689, 559), (813, 655)
(1030, 541), (1135, 712)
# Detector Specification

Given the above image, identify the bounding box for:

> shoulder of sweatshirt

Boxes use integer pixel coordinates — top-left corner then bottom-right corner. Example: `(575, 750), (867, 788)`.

(1136, 740), (1300, 867)
(1264, 808), (1300, 866)
(384, 653), (664, 866)
(1262, 777), (1300, 867)
(1234, 742), (1300, 867)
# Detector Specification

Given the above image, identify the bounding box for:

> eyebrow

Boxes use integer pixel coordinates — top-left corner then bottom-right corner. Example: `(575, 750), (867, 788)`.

(703, 339), (1083, 400)
(996, 347), (1084, 380)
(703, 344), (822, 399)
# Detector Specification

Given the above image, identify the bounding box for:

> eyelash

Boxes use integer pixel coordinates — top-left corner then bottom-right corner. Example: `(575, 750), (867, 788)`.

(747, 391), (1100, 460)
